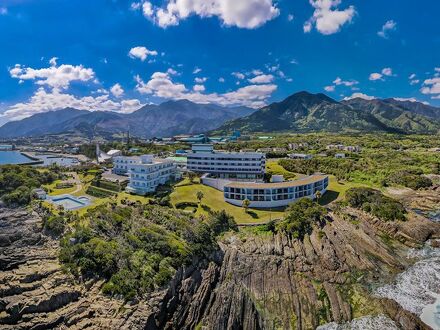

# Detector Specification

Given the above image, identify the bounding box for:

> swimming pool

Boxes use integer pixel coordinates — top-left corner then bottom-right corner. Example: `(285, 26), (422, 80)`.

(48, 195), (91, 210)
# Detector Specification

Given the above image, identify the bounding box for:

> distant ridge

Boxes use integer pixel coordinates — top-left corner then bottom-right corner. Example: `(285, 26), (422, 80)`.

(214, 91), (440, 134)
(0, 100), (255, 139)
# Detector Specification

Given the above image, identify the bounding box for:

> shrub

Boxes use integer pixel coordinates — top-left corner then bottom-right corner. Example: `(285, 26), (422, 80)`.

(276, 198), (327, 240)
(86, 186), (116, 198)
(345, 188), (406, 222)
(174, 201), (198, 209)
(387, 170), (432, 190)
(44, 215), (66, 236)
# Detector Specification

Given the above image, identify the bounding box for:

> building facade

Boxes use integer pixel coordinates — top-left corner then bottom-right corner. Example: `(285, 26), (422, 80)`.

(223, 175), (329, 208)
(113, 155), (177, 195)
(187, 144), (266, 179)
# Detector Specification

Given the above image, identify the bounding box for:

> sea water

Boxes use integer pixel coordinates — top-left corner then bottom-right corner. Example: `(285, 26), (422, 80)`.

(0, 151), (35, 165)
(375, 241), (440, 329)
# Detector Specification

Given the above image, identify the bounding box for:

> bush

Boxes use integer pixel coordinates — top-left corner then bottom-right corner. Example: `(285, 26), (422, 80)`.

(86, 186), (116, 198)
(387, 170), (432, 190)
(91, 179), (122, 192)
(277, 198), (327, 240)
(345, 188), (406, 222)
(44, 215), (66, 236)
(174, 201), (198, 209)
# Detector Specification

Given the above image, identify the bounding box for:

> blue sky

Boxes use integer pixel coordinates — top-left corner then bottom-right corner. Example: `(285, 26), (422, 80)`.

(0, 0), (439, 125)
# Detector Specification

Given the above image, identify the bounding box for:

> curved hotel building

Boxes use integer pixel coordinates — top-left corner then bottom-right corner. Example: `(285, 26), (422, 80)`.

(223, 175), (329, 208)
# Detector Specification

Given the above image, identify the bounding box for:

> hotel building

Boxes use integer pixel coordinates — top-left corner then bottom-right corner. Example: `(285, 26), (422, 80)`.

(223, 175), (329, 208)
(113, 155), (178, 195)
(187, 144), (266, 180)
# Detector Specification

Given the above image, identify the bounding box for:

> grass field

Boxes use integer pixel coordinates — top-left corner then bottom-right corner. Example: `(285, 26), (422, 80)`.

(266, 160), (296, 179)
(170, 178), (285, 224)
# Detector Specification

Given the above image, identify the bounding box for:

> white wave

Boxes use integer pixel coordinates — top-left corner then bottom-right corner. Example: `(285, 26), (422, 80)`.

(316, 314), (399, 330)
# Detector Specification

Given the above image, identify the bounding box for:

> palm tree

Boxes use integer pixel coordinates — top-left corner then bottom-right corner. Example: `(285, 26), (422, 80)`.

(242, 199), (250, 213)
(315, 190), (322, 202)
(196, 191), (204, 204)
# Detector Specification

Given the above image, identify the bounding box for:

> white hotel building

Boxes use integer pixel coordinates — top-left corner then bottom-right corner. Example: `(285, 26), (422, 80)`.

(187, 144), (266, 180)
(223, 175), (329, 208)
(112, 155), (177, 195)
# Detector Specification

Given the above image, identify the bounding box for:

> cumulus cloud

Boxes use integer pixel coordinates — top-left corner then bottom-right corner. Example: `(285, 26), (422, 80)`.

(193, 84), (206, 92)
(110, 83), (124, 98)
(193, 67), (202, 74)
(325, 76), (358, 92)
(128, 46), (158, 61)
(343, 92), (375, 101)
(378, 20), (397, 39)
(393, 97), (429, 105)
(136, 0), (279, 29)
(287, 14), (294, 22)
(9, 62), (95, 89)
(232, 72), (245, 80)
(1, 88), (143, 121)
(324, 85), (335, 92)
(304, 0), (355, 35)
(369, 68), (394, 81)
(135, 71), (276, 108)
(248, 74), (274, 84)
(194, 77), (208, 83)
(421, 76), (440, 98)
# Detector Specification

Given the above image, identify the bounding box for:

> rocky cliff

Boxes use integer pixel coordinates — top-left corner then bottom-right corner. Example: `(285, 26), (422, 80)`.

(1, 202), (439, 329)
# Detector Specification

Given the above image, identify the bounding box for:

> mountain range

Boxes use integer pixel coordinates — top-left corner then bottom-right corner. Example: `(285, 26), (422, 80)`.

(215, 91), (440, 134)
(0, 100), (255, 139)
(1, 92), (439, 139)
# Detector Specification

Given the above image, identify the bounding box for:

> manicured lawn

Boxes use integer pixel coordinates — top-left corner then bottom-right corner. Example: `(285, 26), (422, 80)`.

(170, 179), (285, 224)
(45, 180), (78, 196)
(319, 175), (369, 205)
(266, 160), (296, 179)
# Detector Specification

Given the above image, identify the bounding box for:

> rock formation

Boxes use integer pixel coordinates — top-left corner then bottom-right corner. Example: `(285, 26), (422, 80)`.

(1, 204), (439, 329)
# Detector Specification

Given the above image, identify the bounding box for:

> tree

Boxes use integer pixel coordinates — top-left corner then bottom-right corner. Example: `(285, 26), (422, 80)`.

(242, 199), (250, 213)
(196, 191), (204, 204)
(188, 171), (197, 183)
(315, 190), (322, 202)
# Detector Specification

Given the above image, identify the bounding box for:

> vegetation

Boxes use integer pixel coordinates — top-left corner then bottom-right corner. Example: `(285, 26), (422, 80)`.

(386, 170), (432, 190)
(0, 165), (60, 206)
(86, 186), (117, 198)
(345, 188), (406, 222)
(276, 198), (327, 239)
(59, 203), (236, 299)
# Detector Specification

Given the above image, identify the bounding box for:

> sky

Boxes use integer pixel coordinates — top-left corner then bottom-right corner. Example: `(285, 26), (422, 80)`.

(0, 0), (439, 126)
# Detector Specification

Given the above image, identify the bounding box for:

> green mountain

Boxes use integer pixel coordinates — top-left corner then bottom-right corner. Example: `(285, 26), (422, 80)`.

(215, 91), (440, 134)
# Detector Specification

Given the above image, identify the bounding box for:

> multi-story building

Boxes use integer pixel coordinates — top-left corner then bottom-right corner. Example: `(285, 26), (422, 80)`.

(187, 144), (266, 180)
(113, 155), (177, 195)
(223, 175), (329, 208)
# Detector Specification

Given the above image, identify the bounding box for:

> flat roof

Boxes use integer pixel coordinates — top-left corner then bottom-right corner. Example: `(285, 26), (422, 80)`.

(225, 175), (328, 189)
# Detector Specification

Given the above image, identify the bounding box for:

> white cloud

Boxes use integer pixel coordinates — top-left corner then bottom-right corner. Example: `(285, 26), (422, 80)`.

(128, 46), (158, 61)
(194, 77), (208, 83)
(137, 0), (279, 29)
(409, 73), (416, 80)
(435, 68), (440, 73)
(248, 74), (274, 84)
(333, 76), (358, 87)
(130, 2), (141, 10)
(167, 68), (178, 75)
(218, 77), (225, 83)
(232, 72), (245, 80)
(324, 85), (335, 92)
(381, 67), (393, 76)
(110, 83), (124, 98)
(2, 88), (143, 121)
(49, 57), (58, 66)
(378, 20), (397, 39)
(343, 92), (375, 101)
(421, 76), (440, 97)
(135, 71), (276, 108)
(304, 0), (356, 35)
(193, 84), (206, 92)
(9, 62), (95, 89)
(393, 97), (429, 105)
(0, 7), (7, 15)
(193, 67), (202, 74)
(288, 14), (294, 22)
(369, 73), (383, 81)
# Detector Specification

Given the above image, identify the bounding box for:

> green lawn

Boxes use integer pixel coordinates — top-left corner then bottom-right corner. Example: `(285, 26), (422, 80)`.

(266, 160), (296, 179)
(320, 175), (369, 205)
(170, 179), (285, 224)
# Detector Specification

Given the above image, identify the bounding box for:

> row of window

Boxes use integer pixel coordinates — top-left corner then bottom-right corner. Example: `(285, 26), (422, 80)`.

(189, 162), (263, 167)
(189, 167), (264, 172)
(188, 157), (265, 161)
(225, 183), (326, 195)
(225, 191), (315, 201)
